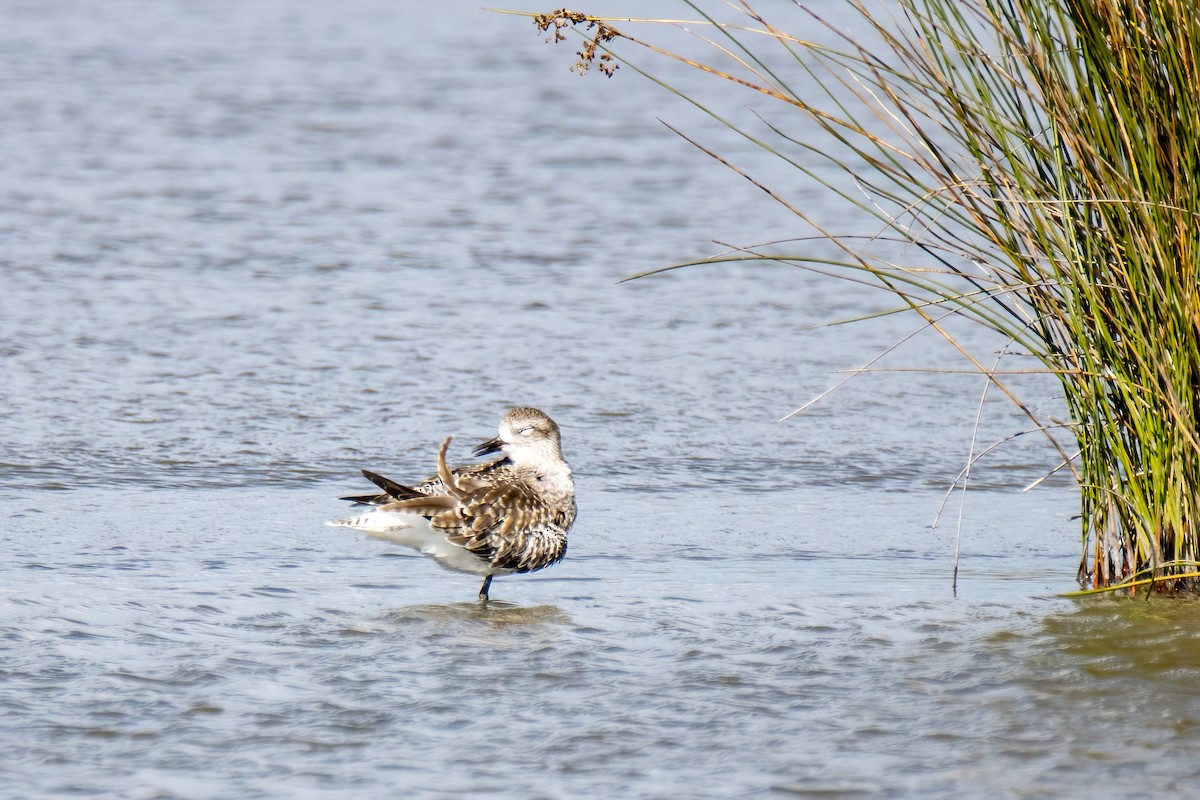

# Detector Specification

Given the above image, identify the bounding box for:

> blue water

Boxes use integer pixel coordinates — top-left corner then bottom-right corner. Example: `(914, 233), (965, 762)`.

(2, 2), (1193, 798)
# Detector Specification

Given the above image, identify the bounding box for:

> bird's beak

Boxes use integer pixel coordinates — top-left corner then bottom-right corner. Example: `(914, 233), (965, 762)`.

(472, 437), (504, 457)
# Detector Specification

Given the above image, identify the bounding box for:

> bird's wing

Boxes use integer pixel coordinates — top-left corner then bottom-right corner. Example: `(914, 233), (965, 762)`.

(362, 469), (425, 499)
(338, 469), (426, 505)
(337, 469), (428, 505)
(432, 480), (564, 572)
(377, 494), (460, 517)
(341, 456), (510, 505)
(340, 438), (563, 571)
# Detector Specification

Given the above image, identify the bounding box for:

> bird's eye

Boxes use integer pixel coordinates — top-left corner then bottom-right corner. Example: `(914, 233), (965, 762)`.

(518, 427), (533, 437)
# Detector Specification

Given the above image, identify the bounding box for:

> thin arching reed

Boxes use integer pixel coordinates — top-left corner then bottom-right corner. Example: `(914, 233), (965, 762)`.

(510, 1), (1200, 592)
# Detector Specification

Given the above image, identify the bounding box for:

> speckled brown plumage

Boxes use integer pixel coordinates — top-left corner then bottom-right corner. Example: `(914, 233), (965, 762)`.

(329, 408), (576, 601)
(339, 458), (515, 505)
(379, 437), (574, 573)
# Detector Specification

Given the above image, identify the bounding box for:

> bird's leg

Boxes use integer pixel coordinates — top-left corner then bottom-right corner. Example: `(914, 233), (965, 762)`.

(478, 575), (493, 602)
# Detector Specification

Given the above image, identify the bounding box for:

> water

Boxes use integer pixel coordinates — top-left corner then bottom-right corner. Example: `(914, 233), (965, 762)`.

(1, 1), (1194, 797)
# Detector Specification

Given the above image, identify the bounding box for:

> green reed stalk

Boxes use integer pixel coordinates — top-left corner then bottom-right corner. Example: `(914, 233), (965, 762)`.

(513, 1), (1200, 591)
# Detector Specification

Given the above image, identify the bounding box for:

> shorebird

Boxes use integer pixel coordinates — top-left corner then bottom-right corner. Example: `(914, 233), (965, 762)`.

(327, 408), (576, 601)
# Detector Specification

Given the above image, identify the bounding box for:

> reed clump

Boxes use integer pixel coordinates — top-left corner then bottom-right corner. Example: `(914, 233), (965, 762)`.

(516, 1), (1200, 592)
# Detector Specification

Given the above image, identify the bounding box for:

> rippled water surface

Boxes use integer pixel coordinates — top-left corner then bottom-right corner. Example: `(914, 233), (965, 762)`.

(2, 2), (1196, 798)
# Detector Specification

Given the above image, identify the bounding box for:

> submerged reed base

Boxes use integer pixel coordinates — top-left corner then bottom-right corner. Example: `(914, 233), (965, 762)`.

(515, 2), (1200, 593)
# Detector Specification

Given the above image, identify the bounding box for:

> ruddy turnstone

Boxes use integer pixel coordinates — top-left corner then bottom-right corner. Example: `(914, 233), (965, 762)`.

(327, 407), (576, 601)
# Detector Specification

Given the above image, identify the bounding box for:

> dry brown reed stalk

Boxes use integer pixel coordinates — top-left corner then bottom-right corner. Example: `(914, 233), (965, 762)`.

(508, 1), (1200, 593)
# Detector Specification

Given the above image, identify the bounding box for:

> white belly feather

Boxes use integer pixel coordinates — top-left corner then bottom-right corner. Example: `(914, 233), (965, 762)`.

(325, 510), (501, 576)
